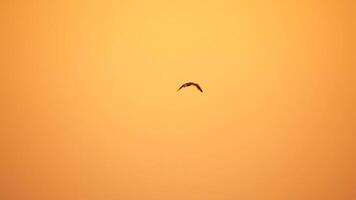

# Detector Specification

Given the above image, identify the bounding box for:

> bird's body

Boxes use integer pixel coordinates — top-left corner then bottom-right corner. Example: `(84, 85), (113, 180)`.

(177, 82), (203, 92)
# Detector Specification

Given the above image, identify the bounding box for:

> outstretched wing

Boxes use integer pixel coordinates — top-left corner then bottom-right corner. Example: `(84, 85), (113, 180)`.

(177, 84), (186, 91)
(194, 84), (203, 92)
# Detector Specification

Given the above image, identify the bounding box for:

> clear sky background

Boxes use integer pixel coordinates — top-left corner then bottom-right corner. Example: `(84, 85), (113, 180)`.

(1, 0), (355, 199)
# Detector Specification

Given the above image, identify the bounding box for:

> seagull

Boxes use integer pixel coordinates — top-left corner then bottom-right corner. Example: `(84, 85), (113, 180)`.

(177, 82), (203, 92)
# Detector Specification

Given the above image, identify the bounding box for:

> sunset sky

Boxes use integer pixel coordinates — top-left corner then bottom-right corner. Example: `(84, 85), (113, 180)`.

(1, 0), (355, 199)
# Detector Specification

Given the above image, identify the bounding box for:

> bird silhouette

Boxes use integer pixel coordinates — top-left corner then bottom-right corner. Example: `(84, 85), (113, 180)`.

(177, 82), (203, 92)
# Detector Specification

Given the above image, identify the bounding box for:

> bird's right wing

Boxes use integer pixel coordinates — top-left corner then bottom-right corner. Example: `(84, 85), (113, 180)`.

(196, 85), (203, 92)
(195, 84), (203, 92)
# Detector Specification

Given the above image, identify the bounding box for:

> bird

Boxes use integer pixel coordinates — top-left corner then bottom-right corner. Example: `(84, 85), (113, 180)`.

(177, 82), (203, 92)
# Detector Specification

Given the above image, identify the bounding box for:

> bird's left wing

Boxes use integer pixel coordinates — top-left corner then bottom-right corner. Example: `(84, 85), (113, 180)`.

(177, 84), (186, 91)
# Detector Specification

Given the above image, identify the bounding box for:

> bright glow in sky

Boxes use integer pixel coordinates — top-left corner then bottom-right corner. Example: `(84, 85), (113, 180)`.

(1, 0), (355, 199)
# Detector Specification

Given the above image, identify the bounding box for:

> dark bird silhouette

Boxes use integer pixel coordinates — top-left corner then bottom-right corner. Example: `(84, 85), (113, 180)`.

(177, 82), (203, 92)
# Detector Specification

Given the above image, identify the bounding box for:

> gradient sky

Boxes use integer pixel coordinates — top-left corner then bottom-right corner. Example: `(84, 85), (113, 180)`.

(1, 0), (355, 200)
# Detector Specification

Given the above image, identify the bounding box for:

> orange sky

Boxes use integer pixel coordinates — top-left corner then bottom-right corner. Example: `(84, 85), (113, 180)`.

(1, 0), (355, 200)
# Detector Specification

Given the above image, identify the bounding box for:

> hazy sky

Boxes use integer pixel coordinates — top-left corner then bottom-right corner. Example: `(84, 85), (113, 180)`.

(1, 0), (355, 200)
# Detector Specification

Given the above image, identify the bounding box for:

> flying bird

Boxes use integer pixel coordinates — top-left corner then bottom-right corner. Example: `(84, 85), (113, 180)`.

(177, 82), (203, 92)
